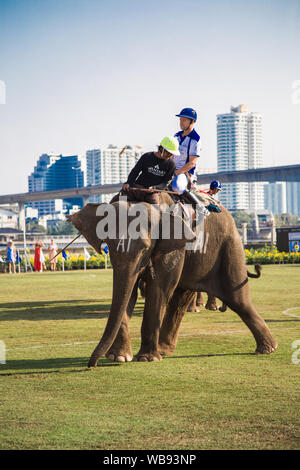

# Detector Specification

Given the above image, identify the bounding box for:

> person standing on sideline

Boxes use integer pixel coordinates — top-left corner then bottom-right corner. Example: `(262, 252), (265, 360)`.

(6, 240), (16, 274)
(48, 238), (58, 271)
(34, 242), (41, 272)
(40, 242), (46, 272)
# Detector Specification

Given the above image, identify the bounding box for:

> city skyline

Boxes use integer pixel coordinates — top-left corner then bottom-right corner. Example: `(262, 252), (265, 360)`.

(0, 0), (299, 196)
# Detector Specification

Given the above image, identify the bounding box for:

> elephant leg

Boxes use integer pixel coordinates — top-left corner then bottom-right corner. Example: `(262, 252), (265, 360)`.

(187, 292), (199, 312)
(106, 277), (139, 362)
(205, 293), (219, 311)
(225, 296), (278, 354)
(217, 238), (277, 354)
(134, 250), (186, 362)
(158, 287), (196, 356)
(196, 291), (205, 307)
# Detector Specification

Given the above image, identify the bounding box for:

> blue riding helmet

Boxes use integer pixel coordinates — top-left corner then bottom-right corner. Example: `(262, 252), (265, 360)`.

(176, 107), (197, 121)
(210, 180), (222, 191)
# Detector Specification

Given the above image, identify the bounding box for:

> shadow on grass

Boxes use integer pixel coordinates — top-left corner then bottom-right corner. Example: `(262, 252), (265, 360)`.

(0, 356), (122, 376)
(163, 352), (255, 360)
(0, 299), (145, 321)
(0, 351), (256, 376)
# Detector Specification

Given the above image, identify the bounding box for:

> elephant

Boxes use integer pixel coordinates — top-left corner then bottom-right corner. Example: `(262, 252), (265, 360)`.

(67, 193), (277, 367)
(187, 265), (262, 312)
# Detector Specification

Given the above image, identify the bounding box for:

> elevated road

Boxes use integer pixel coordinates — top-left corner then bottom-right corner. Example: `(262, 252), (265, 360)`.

(196, 164), (300, 184)
(0, 164), (299, 207)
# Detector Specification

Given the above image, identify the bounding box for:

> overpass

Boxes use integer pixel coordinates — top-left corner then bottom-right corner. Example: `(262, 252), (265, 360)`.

(0, 164), (299, 230)
(1, 164), (300, 206)
(196, 164), (300, 184)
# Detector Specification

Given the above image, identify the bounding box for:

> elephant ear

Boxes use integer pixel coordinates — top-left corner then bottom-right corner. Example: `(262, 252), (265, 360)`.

(155, 212), (196, 254)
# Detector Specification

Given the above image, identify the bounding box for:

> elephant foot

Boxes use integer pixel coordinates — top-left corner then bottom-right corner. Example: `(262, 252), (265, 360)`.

(196, 302), (205, 307)
(255, 340), (278, 355)
(187, 307), (199, 312)
(88, 353), (99, 368)
(106, 344), (133, 363)
(158, 343), (176, 356)
(205, 302), (219, 311)
(133, 351), (162, 362)
(106, 352), (133, 362)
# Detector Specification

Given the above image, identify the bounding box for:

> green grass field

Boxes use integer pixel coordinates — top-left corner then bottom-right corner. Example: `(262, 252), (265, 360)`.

(0, 265), (299, 450)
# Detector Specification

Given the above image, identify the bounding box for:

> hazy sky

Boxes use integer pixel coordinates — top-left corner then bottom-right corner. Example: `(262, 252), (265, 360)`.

(0, 0), (299, 195)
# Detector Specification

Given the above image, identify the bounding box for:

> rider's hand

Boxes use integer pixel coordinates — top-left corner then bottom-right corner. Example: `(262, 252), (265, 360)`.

(122, 183), (130, 192)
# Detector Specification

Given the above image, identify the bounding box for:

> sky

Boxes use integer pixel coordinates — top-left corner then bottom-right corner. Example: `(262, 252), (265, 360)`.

(0, 0), (299, 195)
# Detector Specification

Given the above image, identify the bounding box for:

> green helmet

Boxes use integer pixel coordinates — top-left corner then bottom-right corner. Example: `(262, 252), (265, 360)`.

(159, 136), (180, 156)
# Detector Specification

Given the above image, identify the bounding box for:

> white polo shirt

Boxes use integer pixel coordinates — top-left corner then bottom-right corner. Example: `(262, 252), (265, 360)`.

(174, 129), (201, 177)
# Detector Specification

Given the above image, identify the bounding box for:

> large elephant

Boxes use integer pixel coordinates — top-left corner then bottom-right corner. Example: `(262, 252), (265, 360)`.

(67, 193), (277, 367)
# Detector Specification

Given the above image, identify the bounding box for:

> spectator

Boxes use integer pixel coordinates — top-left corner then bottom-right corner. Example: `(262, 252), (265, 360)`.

(40, 242), (46, 272)
(34, 242), (42, 272)
(6, 240), (16, 274)
(48, 238), (58, 271)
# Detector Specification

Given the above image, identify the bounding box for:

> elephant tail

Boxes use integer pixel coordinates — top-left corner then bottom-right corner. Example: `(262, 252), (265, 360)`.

(247, 264), (262, 278)
(219, 302), (227, 312)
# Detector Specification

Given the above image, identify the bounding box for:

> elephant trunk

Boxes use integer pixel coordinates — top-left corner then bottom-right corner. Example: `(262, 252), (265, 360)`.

(88, 267), (139, 367)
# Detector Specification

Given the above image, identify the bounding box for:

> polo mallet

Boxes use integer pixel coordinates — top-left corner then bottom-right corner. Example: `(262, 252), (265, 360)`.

(49, 233), (82, 263)
(119, 146), (127, 156)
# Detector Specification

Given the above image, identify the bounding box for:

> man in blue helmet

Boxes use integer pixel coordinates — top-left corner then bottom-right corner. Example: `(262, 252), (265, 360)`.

(172, 107), (213, 217)
(174, 107), (200, 182)
(206, 180), (222, 212)
(208, 180), (222, 197)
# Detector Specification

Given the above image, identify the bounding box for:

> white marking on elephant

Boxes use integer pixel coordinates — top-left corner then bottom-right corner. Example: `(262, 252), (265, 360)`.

(282, 306), (300, 319)
(162, 250), (182, 272)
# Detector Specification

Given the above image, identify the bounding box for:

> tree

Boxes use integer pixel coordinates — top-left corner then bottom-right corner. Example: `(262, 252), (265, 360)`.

(26, 220), (46, 233)
(274, 213), (300, 227)
(231, 211), (255, 228)
(47, 220), (78, 235)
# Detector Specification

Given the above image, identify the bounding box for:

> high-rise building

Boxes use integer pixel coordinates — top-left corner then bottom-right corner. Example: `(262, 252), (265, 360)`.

(28, 154), (85, 216)
(286, 182), (300, 216)
(217, 105), (264, 211)
(86, 145), (142, 203)
(264, 182), (287, 214)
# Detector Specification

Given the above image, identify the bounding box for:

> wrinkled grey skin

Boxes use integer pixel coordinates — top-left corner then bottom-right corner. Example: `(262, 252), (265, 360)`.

(67, 195), (277, 367)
